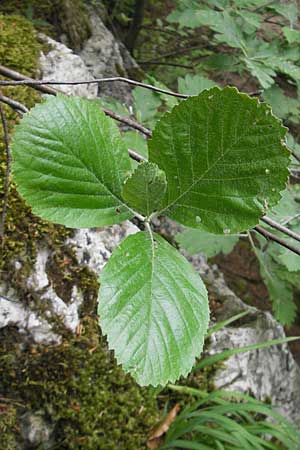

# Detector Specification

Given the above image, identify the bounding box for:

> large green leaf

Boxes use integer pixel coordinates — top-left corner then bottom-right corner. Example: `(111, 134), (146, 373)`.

(149, 87), (289, 234)
(121, 162), (167, 216)
(12, 94), (133, 228)
(98, 231), (209, 386)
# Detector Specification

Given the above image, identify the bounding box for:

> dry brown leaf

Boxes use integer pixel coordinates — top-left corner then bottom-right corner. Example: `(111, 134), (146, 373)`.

(147, 403), (180, 449)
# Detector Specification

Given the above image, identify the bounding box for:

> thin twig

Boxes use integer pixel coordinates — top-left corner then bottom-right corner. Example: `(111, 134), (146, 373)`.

(0, 74), (189, 99)
(0, 65), (152, 138)
(139, 61), (194, 69)
(0, 64), (58, 95)
(281, 213), (300, 226)
(128, 148), (145, 162)
(102, 107), (152, 138)
(0, 94), (28, 114)
(254, 225), (300, 256)
(0, 101), (11, 241)
(139, 45), (205, 63)
(0, 94), (147, 161)
(291, 148), (300, 163)
(261, 216), (300, 243)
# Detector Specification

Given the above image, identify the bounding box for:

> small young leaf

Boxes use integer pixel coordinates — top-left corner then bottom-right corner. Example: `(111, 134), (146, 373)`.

(149, 87), (290, 234)
(122, 162), (167, 216)
(98, 231), (209, 386)
(12, 95), (133, 227)
(176, 229), (239, 257)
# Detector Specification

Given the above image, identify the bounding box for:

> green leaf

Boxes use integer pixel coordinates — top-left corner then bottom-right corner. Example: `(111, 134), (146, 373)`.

(133, 86), (162, 127)
(123, 131), (148, 158)
(268, 187), (299, 222)
(167, 3), (201, 28)
(98, 231), (209, 386)
(96, 96), (130, 118)
(12, 95), (133, 228)
(255, 248), (296, 326)
(268, 2), (298, 27)
(121, 162), (167, 216)
(236, 11), (262, 33)
(244, 59), (276, 89)
(145, 75), (179, 110)
(149, 87), (289, 234)
(287, 133), (300, 162)
(266, 57), (300, 83)
(122, 130), (148, 170)
(176, 229), (239, 257)
(178, 74), (217, 96)
(262, 85), (300, 123)
(278, 250), (300, 272)
(200, 54), (238, 73)
(282, 27), (300, 44)
(168, 7), (244, 49)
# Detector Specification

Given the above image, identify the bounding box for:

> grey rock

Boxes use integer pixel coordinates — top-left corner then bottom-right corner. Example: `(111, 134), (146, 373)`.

(67, 221), (139, 275)
(80, 10), (133, 103)
(39, 34), (97, 98)
(20, 411), (53, 448)
(0, 294), (59, 344)
(27, 247), (84, 334)
(188, 252), (300, 425)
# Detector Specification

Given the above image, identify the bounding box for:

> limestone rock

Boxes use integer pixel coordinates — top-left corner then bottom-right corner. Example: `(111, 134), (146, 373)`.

(67, 221), (139, 274)
(20, 411), (53, 448)
(80, 10), (134, 103)
(0, 293), (59, 344)
(39, 34), (97, 98)
(189, 252), (300, 425)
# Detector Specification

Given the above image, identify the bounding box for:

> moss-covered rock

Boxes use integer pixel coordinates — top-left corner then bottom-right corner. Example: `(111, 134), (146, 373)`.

(0, 14), (70, 294)
(0, 318), (159, 449)
(0, 0), (91, 50)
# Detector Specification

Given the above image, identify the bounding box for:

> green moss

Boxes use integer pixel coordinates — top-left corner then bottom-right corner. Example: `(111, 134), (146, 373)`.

(0, 0), (91, 50)
(0, 402), (18, 449)
(0, 319), (159, 450)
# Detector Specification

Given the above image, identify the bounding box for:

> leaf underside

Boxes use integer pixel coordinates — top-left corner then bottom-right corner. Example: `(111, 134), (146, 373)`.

(149, 86), (290, 234)
(12, 94), (133, 228)
(121, 161), (167, 216)
(98, 231), (209, 386)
